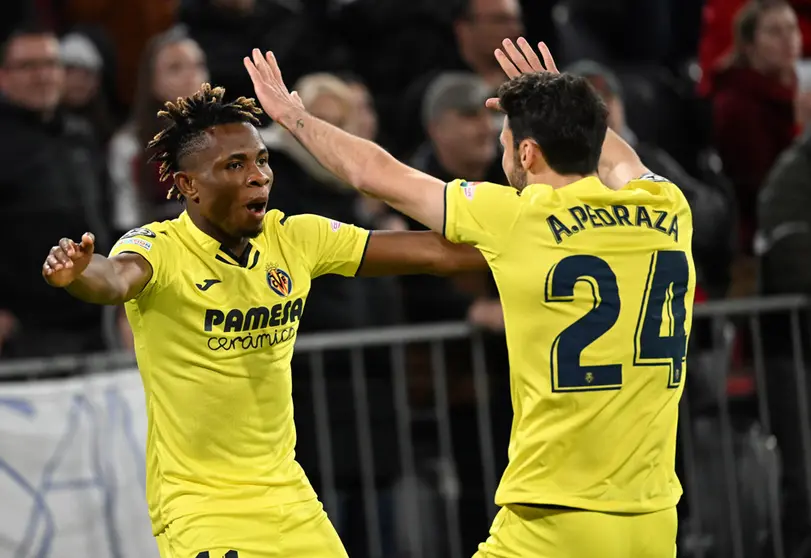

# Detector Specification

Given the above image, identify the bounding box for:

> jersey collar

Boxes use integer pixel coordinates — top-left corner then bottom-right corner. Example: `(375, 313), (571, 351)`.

(179, 211), (262, 269)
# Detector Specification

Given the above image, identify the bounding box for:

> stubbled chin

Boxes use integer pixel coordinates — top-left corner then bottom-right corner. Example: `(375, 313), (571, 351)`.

(245, 223), (264, 238)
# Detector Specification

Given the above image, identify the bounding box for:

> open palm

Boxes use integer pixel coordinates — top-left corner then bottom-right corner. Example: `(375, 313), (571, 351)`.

(243, 49), (304, 126)
(486, 38), (561, 112)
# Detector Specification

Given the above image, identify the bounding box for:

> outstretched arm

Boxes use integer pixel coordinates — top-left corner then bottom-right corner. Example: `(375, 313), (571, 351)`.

(357, 231), (488, 277)
(245, 51), (446, 233)
(490, 39), (649, 189)
(42, 233), (152, 305)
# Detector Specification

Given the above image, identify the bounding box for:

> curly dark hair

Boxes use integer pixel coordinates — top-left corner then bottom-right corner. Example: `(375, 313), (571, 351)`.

(148, 83), (264, 200)
(497, 72), (608, 176)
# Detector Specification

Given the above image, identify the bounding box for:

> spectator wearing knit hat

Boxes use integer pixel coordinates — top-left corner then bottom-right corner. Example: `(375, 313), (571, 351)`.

(60, 31), (116, 145)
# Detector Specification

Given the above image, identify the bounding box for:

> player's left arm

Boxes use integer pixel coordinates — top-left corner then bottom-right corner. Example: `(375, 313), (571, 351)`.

(284, 214), (487, 279)
(597, 127), (650, 189)
(357, 231), (488, 277)
(245, 50), (446, 233)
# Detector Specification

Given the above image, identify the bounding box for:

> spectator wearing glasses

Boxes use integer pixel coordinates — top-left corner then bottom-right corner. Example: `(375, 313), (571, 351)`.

(0, 24), (109, 359)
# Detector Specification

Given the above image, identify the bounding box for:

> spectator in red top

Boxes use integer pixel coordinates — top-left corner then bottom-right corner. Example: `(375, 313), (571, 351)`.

(699, 0), (811, 96)
(711, 0), (804, 255)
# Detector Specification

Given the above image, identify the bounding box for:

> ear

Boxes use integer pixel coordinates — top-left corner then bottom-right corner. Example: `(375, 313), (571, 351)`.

(518, 138), (544, 171)
(174, 172), (199, 202)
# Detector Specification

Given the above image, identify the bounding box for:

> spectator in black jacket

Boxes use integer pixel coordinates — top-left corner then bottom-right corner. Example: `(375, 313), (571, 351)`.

(408, 72), (503, 323)
(757, 128), (811, 558)
(0, 25), (110, 359)
(759, 129), (811, 305)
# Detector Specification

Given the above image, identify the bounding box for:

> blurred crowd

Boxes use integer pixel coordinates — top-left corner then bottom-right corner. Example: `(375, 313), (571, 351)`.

(2, 0), (811, 556)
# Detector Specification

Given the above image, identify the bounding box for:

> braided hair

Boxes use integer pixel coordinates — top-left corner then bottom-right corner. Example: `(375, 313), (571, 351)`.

(147, 83), (264, 200)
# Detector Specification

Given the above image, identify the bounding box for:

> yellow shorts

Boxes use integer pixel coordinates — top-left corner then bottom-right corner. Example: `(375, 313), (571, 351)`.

(474, 505), (677, 558)
(155, 498), (348, 558)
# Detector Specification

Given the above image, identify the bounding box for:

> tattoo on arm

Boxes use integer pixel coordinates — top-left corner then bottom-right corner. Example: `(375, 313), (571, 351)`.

(296, 118), (304, 129)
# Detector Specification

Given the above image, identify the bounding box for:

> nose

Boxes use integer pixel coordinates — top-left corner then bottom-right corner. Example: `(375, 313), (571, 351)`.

(248, 165), (272, 188)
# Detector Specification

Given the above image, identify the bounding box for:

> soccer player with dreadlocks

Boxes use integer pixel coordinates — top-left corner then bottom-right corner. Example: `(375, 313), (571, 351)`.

(41, 83), (487, 558)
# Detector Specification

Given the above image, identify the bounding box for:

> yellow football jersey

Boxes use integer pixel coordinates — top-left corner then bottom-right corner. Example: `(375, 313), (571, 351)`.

(109, 210), (370, 535)
(444, 175), (695, 513)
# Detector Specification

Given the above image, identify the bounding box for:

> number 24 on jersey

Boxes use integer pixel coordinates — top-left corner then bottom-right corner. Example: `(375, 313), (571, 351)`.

(546, 250), (689, 391)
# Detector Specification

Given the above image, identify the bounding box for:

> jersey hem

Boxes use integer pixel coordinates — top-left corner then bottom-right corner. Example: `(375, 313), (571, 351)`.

(495, 494), (682, 514)
(153, 484), (319, 535)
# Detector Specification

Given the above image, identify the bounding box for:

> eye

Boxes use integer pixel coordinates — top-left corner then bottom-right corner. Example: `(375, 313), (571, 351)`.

(227, 161), (243, 170)
(257, 157), (268, 166)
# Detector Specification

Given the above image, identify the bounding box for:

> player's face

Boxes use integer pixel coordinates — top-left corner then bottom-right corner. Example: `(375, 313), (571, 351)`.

(500, 117), (527, 190)
(183, 122), (273, 239)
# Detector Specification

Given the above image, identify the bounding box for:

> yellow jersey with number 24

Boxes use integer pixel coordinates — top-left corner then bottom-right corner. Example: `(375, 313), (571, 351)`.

(444, 175), (694, 513)
(109, 210), (370, 535)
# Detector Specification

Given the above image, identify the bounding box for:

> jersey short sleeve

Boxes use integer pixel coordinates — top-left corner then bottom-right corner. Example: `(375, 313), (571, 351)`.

(108, 225), (172, 298)
(281, 214), (371, 278)
(443, 179), (522, 254)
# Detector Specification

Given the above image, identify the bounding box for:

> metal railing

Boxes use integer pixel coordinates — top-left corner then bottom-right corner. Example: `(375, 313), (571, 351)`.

(0, 295), (809, 558)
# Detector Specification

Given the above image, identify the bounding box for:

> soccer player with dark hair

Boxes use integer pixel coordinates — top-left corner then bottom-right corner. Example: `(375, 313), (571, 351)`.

(246, 39), (694, 557)
(41, 83), (487, 557)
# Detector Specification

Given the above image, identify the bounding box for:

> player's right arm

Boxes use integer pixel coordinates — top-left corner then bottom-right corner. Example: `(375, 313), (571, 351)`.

(42, 233), (152, 305)
(490, 38), (650, 189)
(244, 51), (446, 233)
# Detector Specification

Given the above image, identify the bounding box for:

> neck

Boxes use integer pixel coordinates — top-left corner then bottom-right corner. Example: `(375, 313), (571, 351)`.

(527, 170), (595, 190)
(434, 146), (490, 181)
(188, 209), (250, 255)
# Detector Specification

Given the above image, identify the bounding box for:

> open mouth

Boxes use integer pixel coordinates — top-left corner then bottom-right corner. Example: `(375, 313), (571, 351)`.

(246, 201), (267, 215)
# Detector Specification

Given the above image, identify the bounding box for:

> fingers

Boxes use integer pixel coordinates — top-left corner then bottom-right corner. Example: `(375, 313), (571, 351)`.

(485, 98), (503, 112)
(252, 49), (274, 84)
(79, 232), (95, 253)
(59, 237), (77, 258)
(52, 249), (72, 268)
(243, 56), (262, 85)
(45, 247), (72, 273)
(502, 39), (534, 74)
(517, 37), (544, 72)
(43, 233), (93, 277)
(494, 38), (560, 81)
(494, 48), (521, 79)
(539, 42), (559, 74)
(264, 51), (288, 92)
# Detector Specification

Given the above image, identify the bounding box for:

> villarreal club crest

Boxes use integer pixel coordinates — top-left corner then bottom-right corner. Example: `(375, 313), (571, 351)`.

(266, 264), (292, 297)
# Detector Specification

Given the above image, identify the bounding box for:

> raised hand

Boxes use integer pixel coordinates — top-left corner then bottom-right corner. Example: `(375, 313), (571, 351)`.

(42, 233), (96, 288)
(243, 49), (304, 126)
(486, 38), (560, 111)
